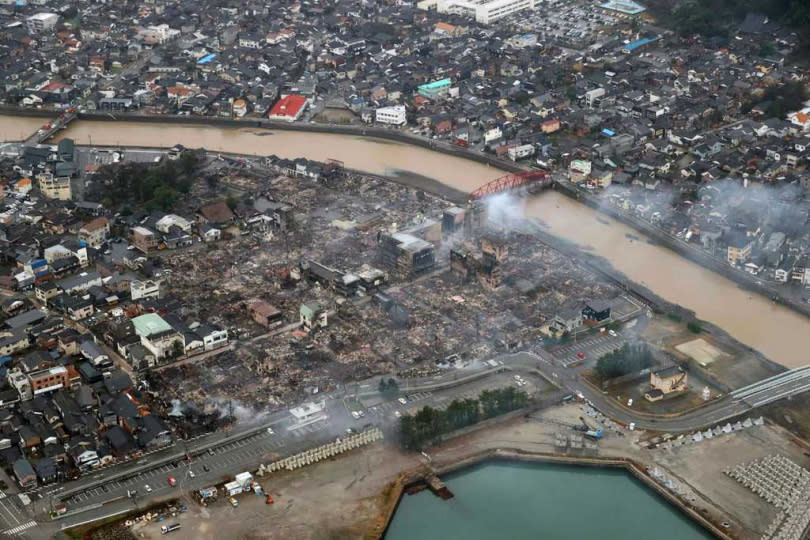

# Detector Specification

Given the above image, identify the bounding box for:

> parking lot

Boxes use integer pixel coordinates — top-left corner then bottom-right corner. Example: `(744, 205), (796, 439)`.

(503, 0), (621, 50)
(61, 422), (336, 510)
(552, 333), (625, 367)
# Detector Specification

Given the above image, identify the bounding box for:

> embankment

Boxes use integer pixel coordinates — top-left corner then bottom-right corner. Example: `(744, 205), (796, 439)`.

(554, 181), (810, 319)
(71, 111), (527, 174)
(382, 448), (731, 540)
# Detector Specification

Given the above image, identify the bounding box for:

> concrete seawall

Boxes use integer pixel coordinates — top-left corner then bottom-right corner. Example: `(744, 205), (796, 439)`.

(383, 449), (731, 540)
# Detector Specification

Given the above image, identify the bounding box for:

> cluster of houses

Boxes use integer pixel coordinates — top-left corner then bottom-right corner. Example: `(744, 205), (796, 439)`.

(0, 153), (269, 491)
(571, 111), (810, 286)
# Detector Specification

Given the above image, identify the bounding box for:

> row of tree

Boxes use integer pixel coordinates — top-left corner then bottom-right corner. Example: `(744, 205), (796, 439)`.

(594, 342), (655, 380)
(399, 387), (529, 450)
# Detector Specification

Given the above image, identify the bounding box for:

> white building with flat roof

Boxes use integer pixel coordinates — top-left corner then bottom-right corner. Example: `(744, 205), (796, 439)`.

(435, 0), (535, 24)
(26, 12), (58, 33)
(289, 400), (326, 423)
(375, 105), (407, 126)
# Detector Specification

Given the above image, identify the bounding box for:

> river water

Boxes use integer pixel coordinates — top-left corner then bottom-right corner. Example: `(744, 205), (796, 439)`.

(385, 461), (712, 540)
(1, 115), (48, 141)
(2, 115), (808, 368)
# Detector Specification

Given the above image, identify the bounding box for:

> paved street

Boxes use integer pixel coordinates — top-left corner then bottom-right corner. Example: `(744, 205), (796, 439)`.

(3, 338), (807, 537)
(0, 492), (35, 537)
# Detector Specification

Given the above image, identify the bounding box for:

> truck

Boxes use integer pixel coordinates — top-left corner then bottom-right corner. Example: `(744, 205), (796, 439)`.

(161, 523), (181, 535)
(577, 417), (603, 440)
(584, 428), (603, 440)
(224, 481), (243, 496)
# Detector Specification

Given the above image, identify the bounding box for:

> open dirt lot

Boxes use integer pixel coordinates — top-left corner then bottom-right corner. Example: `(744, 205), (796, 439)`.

(106, 404), (808, 540)
(675, 338), (731, 367)
(643, 317), (783, 390)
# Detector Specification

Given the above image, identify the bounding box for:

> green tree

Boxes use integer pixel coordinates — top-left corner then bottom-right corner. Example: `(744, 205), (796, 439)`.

(378, 378), (400, 399)
(759, 41), (777, 57)
(595, 343), (654, 380)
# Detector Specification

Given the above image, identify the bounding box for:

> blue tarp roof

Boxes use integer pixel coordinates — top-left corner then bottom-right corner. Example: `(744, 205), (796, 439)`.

(623, 36), (659, 52)
(602, 129), (615, 137)
(197, 53), (216, 64)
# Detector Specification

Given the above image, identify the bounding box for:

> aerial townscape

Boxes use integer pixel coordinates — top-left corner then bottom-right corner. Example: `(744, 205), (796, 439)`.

(0, 0), (809, 538)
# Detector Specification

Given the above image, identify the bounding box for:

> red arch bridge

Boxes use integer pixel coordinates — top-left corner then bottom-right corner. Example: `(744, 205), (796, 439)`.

(467, 170), (551, 202)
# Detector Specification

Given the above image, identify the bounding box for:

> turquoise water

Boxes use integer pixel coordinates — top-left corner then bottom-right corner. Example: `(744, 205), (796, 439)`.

(385, 461), (713, 540)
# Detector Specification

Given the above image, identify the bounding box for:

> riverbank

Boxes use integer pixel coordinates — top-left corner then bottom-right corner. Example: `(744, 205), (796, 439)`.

(3, 113), (809, 366)
(554, 181), (810, 320)
(4, 108), (810, 322)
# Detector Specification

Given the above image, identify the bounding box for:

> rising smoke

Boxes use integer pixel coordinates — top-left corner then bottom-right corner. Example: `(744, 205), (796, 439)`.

(484, 191), (527, 231)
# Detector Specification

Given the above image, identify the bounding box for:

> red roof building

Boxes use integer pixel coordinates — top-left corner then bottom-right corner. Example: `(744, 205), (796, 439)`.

(268, 94), (308, 122)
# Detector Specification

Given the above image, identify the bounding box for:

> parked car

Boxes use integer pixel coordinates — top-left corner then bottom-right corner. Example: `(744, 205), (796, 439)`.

(145, 484), (152, 493)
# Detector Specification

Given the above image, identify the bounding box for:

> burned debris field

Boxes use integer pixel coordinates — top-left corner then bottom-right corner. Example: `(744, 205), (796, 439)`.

(139, 157), (620, 420)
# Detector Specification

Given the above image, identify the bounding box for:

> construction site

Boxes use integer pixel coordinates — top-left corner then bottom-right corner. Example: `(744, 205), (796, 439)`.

(146, 162), (621, 422)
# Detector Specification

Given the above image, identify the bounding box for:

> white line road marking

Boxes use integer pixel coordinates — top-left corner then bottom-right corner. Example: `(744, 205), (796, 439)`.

(3, 520), (36, 535)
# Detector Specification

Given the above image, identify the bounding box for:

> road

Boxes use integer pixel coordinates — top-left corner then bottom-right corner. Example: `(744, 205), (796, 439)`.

(3, 324), (808, 536)
(21, 364), (552, 537)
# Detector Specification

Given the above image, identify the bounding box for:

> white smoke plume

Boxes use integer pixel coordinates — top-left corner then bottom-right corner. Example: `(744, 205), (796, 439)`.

(484, 191), (527, 231)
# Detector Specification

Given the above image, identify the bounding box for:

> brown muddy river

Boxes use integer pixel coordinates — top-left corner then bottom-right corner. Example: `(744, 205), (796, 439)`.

(2, 115), (808, 368)
(1, 115), (51, 141)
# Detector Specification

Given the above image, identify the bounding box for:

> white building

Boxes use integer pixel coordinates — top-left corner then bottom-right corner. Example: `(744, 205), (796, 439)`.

(484, 127), (502, 144)
(289, 400), (326, 423)
(131, 279), (160, 301)
(508, 144), (535, 161)
(375, 105), (407, 126)
(155, 214), (192, 234)
(138, 24), (180, 45)
(585, 88), (606, 108)
(435, 0), (535, 25)
(26, 12), (58, 33)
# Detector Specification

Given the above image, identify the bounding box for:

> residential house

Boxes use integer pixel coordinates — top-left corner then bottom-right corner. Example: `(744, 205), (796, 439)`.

(78, 217), (110, 248)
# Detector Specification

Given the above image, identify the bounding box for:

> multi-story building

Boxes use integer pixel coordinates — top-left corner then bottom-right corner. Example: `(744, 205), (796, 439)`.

(38, 174), (72, 200)
(26, 12), (58, 33)
(0, 330), (30, 357)
(131, 226), (158, 253)
(434, 0), (535, 24)
(131, 313), (184, 360)
(727, 233), (754, 266)
(78, 217), (109, 248)
(7, 370), (32, 401)
(375, 105), (407, 126)
(29, 366), (69, 396)
(131, 280), (160, 301)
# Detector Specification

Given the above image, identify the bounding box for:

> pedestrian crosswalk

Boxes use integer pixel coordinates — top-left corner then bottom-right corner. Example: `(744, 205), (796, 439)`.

(4, 520), (36, 536)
